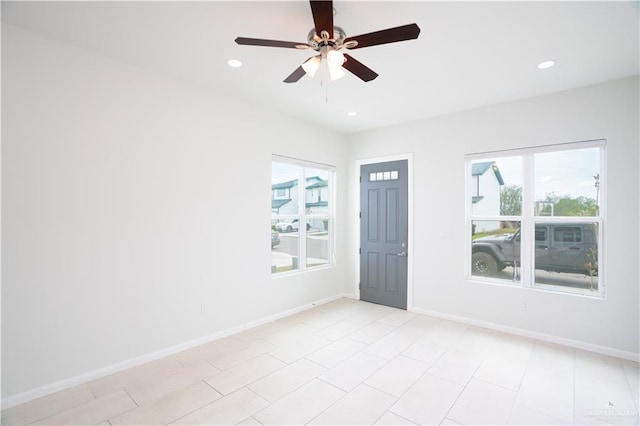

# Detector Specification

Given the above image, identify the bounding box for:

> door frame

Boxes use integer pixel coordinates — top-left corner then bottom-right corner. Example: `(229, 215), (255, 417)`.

(354, 153), (414, 310)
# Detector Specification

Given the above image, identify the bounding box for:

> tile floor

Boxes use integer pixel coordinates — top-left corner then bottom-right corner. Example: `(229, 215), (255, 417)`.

(3, 298), (639, 425)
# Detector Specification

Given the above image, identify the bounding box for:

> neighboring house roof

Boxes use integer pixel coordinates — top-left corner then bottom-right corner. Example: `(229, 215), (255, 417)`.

(272, 179), (296, 190)
(472, 161), (505, 185)
(306, 201), (328, 208)
(272, 199), (291, 209)
(472, 196), (485, 204)
(306, 180), (328, 189)
(272, 176), (323, 190)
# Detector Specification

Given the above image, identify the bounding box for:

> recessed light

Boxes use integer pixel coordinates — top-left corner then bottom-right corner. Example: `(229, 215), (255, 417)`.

(227, 59), (242, 68)
(347, 111), (357, 116)
(537, 60), (556, 70)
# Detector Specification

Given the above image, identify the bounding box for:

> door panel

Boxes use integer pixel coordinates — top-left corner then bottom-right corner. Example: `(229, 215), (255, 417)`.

(360, 160), (408, 310)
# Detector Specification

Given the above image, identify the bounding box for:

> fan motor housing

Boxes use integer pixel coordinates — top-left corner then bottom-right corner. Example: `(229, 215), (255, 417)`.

(307, 26), (347, 49)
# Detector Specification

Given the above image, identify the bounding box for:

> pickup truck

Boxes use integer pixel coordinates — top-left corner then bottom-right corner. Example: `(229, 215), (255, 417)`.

(471, 223), (598, 276)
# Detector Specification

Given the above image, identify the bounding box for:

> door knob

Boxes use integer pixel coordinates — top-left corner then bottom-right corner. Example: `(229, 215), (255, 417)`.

(397, 251), (407, 257)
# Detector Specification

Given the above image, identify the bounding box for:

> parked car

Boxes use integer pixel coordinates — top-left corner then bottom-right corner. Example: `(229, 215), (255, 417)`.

(471, 223), (598, 276)
(275, 219), (310, 233)
(271, 230), (280, 248)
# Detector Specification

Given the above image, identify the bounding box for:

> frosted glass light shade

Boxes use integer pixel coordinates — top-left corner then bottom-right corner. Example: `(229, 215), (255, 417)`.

(329, 65), (345, 81)
(302, 56), (321, 77)
(326, 49), (345, 68)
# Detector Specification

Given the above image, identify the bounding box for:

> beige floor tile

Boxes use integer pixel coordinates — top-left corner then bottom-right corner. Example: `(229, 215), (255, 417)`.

(488, 333), (534, 362)
(377, 310), (417, 327)
(6, 299), (638, 426)
(447, 378), (517, 425)
(507, 402), (571, 425)
(204, 338), (276, 370)
(473, 354), (527, 391)
(171, 387), (268, 425)
(253, 379), (345, 425)
(88, 357), (183, 397)
(516, 368), (574, 423)
(623, 361), (640, 409)
(574, 368), (638, 425)
(234, 321), (289, 342)
(237, 416), (262, 425)
(348, 321), (397, 345)
(365, 355), (430, 397)
(268, 334), (331, 364)
(347, 305), (397, 324)
(527, 340), (575, 378)
(315, 319), (367, 341)
(318, 351), (387, 392)
(423, 320), (468, 345)
(401, 337), (449, 365)
(1, 384), (95, 426)
(126, 360), (220, 405)
(204, 354), (285, 395)
(305, 337), (367, 368)
(309, 384), (397, 425)
(110, 381), (221, 425)
(453, 326), (500, 355)
(364, 332), (416, 360)
(375, 411), (417, 425)
(173, 336), (242, 366)
(427, 347), (483, 385)
(260, 324), (316, 346)
(279, 309), (343, 330)
(440, 418), (462, 425)
(394, 315), (440, 339)
(389, 374), (463, 425)
(32, 390), (137, 425)
(248, 358), (327, 403)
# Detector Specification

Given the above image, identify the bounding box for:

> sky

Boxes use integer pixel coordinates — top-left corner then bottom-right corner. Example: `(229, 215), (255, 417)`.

(272, 161), (329, 184)
(486, 147), (600, 201)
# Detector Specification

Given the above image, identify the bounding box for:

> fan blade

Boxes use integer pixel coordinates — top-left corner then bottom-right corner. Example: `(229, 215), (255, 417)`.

(235, 37), (308, 49)
(310, 0), (333, 39)
(284, 66), (306, 83)
(344, 23), (420, 49)
(342, 54), (378, 82)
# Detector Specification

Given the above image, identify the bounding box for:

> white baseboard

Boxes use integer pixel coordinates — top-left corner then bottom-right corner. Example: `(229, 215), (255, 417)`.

(1, 293), (347, 410)
(409, 306), (640, 362)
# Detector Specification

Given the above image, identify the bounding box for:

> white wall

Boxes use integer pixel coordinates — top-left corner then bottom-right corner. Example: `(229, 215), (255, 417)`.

(347, 76), (639, 358)
(2, 25), (349, 400)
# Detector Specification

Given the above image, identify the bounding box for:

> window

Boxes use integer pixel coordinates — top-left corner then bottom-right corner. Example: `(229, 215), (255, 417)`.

(271, 155), (334, 275)
(466, 140), (604, 296)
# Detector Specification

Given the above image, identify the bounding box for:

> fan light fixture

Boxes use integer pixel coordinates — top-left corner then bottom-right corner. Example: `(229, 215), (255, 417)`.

(302, 56), (321, 77)
(301, 49), (346, 81)
(234, 1), (421, 84)
(328, 63), (345, 81)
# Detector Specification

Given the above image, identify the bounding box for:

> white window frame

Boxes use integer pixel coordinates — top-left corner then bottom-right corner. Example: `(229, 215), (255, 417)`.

(465, 139), (606, 297)
(271, 154), (336, 276)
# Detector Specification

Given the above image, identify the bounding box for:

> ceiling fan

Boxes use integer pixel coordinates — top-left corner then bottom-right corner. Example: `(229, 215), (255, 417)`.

(235, 1), (421, 83)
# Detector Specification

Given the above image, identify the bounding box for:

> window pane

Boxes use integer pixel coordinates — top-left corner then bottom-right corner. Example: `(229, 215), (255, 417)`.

(305, 167), (329, 214)
(271, 220), (300, 274)
(533, 222), (598, 291)
(471, 157), (522, 216)
(306, 219), (329, 269)
(471, 220), (521, 282)
(272, 161), (299, 215)
(534, 148), (600, 217)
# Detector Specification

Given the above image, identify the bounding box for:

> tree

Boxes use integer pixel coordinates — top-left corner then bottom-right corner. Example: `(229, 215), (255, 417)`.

(500, 185), (522, 216)
(540, 193), (599, 216)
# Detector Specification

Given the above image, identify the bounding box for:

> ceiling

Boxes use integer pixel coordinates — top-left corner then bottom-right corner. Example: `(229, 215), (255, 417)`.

(2, 1), (638, 134)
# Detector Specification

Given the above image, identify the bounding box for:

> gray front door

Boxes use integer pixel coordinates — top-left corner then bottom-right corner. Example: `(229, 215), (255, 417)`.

(360, 160), (408, 310)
